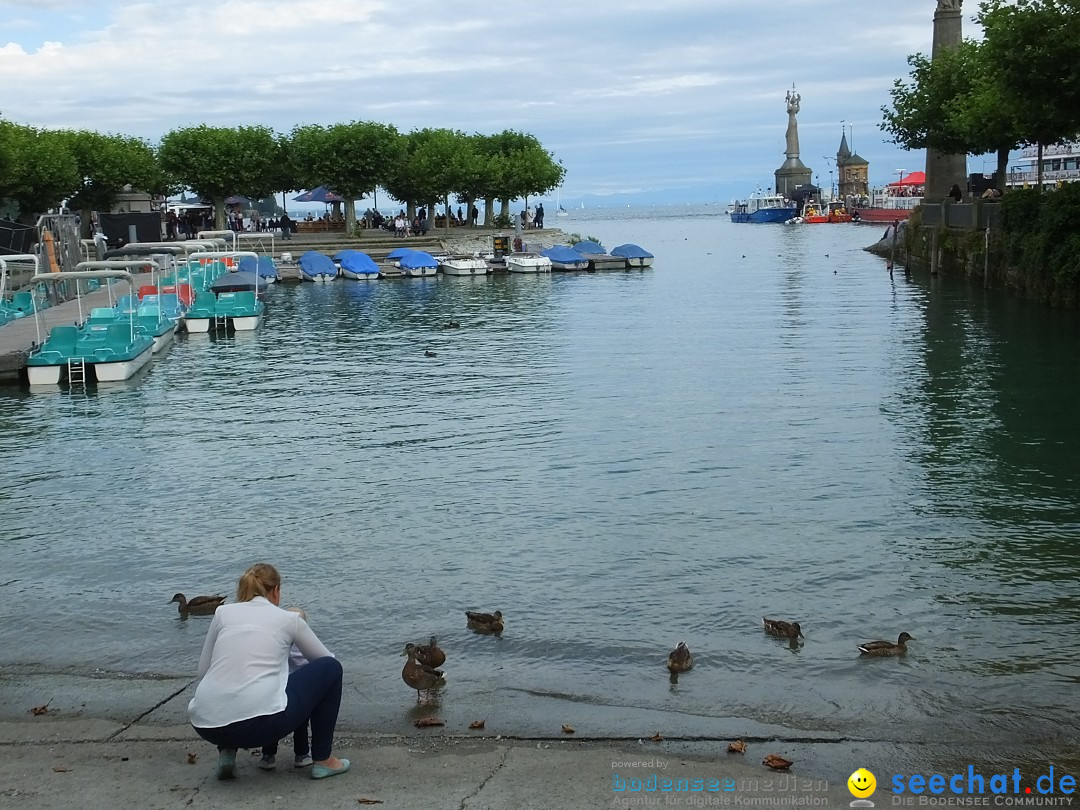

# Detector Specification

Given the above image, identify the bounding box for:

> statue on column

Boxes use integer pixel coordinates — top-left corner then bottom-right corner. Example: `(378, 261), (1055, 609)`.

(937, 0), (961, 11)
(785, 88), (801, 159)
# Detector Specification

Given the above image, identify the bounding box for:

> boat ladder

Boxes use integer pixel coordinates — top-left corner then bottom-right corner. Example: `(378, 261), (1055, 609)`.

(213, 313), (228, 331)
(67, 357), (87, 386)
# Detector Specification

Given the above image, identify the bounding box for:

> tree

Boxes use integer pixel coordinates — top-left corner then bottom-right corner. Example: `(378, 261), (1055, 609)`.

(979, 0), (1080, 188)
(482, 130), (564, 221)
(402, 128), (466, 234)
(58, 130), (161, 237)
(450, 133), (491, 229)
(0, 122), (78, 221)
(289, 121), (403, 233)
(158, 125), (282, 229)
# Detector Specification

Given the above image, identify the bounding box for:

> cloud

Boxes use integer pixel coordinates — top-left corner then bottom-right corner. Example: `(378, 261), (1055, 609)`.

(0, 0), (952, 200)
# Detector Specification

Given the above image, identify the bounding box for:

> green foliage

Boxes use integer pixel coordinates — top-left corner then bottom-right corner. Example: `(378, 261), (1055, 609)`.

(567, 233), (603, 247)
(59, 130), (160, 217)
(998, 185), (1080, 302)
(159, 125), (282, 227)
(0, 121), (79, 220)
(491, 213), (512, 228)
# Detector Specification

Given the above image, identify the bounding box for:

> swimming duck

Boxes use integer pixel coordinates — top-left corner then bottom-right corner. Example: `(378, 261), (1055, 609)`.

(465, 610), (504, 633)
(401, 643), (445, 701)
(667, 641), (693, 673)
(443, 320), (461, 329)
(857, 632), (915, 656)
(424, 350), (437, 357)
(762, 618), (804, 640)
(415, 635), (446, 669)
(169, 593), (225, 617)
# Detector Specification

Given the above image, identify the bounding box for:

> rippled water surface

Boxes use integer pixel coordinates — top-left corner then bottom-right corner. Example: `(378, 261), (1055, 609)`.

(3, 206), (1080, 771)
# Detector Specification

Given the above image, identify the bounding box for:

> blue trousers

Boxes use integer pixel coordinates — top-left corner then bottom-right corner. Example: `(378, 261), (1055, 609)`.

(193, 656), (342, 761)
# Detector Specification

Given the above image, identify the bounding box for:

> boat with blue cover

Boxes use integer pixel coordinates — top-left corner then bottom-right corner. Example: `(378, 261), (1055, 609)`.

(334, 250), (380, 280)
(298, 251), (338, 282)
(571, 240), (625, 271)
(25, 270), (154, 385)
(399, 251), (439, 277)
(610, 244), (654, 268)
(541, 246), (590, 271)
(729, 192), (798, 223)
(237, 255), (279, 284)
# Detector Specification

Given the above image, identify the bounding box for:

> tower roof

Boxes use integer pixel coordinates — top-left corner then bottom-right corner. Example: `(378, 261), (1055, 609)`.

(838, 132), (851, 160)
(844, 153), (869, 166)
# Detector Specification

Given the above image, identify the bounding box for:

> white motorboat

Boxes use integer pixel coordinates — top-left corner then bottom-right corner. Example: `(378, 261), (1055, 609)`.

(505, 252), (552, 273)
(438, 256), (490, 276)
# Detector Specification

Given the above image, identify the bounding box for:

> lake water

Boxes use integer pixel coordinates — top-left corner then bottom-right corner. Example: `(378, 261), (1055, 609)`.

(2, 205), (1079, 777)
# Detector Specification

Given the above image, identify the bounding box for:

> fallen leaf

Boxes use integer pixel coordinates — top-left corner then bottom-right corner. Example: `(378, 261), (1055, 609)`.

(414, 717), (445, 727)
(30, 702), (50, 716)
(728, 740), (747, 754)
(52, 766), (70, 773)
(649, 732), (664, 742)
(763, 754), (793, 770)
(357, 800), (384, 805)
(469, 720), (486, 729)
(562, 725), (575, 734)
(186, 752), (198, 765)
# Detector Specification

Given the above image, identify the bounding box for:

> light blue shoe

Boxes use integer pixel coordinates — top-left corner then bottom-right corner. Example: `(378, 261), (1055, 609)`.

(311, 758), (350, 780)
(216, 748), (237, 780)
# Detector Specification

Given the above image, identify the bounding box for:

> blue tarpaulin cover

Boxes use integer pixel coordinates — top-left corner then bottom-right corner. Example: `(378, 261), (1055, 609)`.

(610, 244), (654, 259)
(298, 251), (337, 277)
(571, 240), (606, 254)
(385, 247), (414, 261)
(337, 250), (379, 275)
(237, 255), (278, 279)
(541, 246), (589, 263)
(398, 251), (438, 270)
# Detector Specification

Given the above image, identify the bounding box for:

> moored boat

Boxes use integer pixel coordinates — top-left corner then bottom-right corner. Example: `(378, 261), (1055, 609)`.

(610, 244), (654, 268)
(505, 252), (552, 273)
(729, 191), (798, 224)
(541, 246), (589, 271)
(438, 255), (490, 276)
(298, 251), (338, 282)
(335, 250), (380, 280)
(852, 171), (923, 223)
(399, 251), (439, 277)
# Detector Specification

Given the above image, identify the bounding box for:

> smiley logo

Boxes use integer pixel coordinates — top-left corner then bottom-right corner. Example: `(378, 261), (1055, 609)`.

(848, 768), (876, 798)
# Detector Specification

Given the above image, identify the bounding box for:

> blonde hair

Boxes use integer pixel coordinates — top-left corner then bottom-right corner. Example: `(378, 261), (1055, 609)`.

(236, 563), (281, 602)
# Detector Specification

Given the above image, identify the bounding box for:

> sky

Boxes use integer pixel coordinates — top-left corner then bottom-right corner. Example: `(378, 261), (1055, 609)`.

(0, 0), (995, 208)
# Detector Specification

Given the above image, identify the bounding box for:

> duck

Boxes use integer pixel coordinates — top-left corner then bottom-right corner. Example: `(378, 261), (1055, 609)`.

(415, 635), (446, 669)
(857, 632), (915, 656)
(401, 643), (445, 701)
(465, 610), (504, 633)
(424, 349), (437, 358)
(443, 320), (461, 329)
(667, 641), (693, 673)
(169, 593), (226, 617)
(762, 617), (803, 640)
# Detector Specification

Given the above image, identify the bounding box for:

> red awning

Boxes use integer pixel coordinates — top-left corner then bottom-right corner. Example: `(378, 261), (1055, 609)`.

(888, 171), (925, 187)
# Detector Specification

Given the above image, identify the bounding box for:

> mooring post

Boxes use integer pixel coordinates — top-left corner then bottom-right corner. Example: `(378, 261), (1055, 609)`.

(930, 229), (939, 277)
(888, 220), (899, 277)
(984, 226), (990, 288)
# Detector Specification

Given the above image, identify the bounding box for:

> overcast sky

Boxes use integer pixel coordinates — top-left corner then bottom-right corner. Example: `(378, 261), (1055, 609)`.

(0, 0), (987, 206)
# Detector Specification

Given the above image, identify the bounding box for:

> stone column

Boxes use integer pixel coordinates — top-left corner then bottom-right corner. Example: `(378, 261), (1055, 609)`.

(924, 0), (968, 201)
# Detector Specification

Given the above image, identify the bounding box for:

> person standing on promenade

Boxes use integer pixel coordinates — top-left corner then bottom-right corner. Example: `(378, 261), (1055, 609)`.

(535, 203), (544, 229)
(187, 563), (348, 781)
(279, 213), (294, 240)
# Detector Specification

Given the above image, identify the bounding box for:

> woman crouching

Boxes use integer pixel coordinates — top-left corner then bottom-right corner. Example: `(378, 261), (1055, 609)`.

(188, 563), (349, 780)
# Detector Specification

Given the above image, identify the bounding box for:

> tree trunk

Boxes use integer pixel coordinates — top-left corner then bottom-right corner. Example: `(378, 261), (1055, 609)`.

(499, 199), (509, 221)
(484, 197), (494, 227)
(464, 197), (475, 228)
(80, 207), (93, 239)
(996, 147), (1009, 193)
(407, 202), (415, 220)
(345, 199), (356, 235)
(214, 198), (226, 231)
(444, 195), (451, 235)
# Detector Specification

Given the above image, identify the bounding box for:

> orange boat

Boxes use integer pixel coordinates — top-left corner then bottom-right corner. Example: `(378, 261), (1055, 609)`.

(796, 200), (853, 224)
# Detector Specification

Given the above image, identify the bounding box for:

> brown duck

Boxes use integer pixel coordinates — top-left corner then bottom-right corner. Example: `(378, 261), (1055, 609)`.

(415, 635), (446, 668)
(667, 641), (693, 673)
(857, 632), (915, 656)
(465, 610), (504, 633)
(762, 618), (803, 640)
(169, 593), (225, 617)
(401, 643), (446, 701)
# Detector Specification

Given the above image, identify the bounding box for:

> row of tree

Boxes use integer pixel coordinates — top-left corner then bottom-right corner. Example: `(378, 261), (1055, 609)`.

(881, 0), (1080, 191)
(0, 119), (565, 234)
